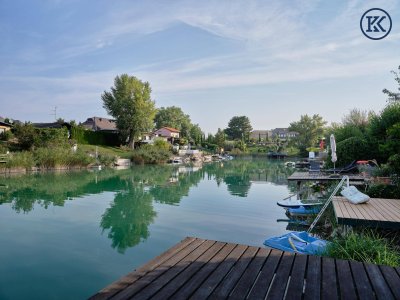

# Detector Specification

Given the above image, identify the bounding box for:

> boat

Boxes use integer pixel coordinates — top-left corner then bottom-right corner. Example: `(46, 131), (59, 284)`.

(284, 161), (295, 167)
(264, 231), (328, 254)
(277, 198), (323, 208)
(267, 151), (287, 159)
(286, 206), (321, 217)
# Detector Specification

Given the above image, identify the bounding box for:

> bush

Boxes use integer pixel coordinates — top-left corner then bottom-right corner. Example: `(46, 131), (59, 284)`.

(34, 147), (95, 168)
(13, 123), (36, 150)
(131, 144), (171, 164)
(98, 152), (116, 167)
(366, 184), (400, 199)
(0, 130), (13, 141)
(335, 136), (370, 166)
(153, 138), (172, 151)
(5, 151), (35, 170)
(324, 231), (399, 267)
(71, 125), (120, 146)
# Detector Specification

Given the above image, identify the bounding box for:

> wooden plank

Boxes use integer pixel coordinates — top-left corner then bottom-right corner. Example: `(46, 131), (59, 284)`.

(110, 238), (205, 300)
(285, 254), (307, 300)
(228, 248), (271, 299)
(152, 241), (226, 300)
(365, 264), (395, 300)
(89, 236), (196, 300)
(209, 246), (258, 299)
(247, 249), (282, 299)
(336, 259), (357, 300)
(265, 251), (295, 299)
(189, 244), (248, 299)
(132, 239), (216, 300)
(380, 265), (400, 299)
(349, 261), (375, 300)
(321, 257), (338, 300)
(172, 242), (236, 300)
(372, 199), (400, 221)
(304, 255), (321, 300)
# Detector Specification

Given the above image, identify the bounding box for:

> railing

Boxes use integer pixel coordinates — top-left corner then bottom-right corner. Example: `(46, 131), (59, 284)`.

(308, 175), (349, 233)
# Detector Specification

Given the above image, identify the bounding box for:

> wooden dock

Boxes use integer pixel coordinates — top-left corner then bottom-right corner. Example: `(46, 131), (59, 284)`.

(288, 172), (365, 185)
(333, 196), (400, 229)
(90, 237), (400, 299)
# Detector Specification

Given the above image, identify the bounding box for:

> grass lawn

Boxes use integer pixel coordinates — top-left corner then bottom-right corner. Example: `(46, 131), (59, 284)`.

(79, 144), (132, 158)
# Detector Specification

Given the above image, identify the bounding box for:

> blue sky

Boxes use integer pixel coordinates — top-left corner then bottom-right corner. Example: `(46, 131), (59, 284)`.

(1, 0), (399, 133)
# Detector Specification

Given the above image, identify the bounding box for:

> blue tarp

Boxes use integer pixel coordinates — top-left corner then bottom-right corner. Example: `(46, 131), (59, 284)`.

(264, 231), (328, 254)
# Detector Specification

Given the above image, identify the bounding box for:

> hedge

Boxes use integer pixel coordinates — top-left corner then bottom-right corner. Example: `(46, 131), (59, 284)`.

(71, 126), (120, 146)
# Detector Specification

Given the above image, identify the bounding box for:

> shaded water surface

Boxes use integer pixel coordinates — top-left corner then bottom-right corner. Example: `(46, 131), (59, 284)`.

(0, 158), (296, 299)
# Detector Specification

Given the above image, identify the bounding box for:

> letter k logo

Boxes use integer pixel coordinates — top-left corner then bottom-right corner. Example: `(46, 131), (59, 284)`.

(366, 16), (386, 32)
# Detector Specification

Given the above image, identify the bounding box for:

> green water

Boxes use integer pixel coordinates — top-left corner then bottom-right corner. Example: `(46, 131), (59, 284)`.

(0, 158), (296, 299)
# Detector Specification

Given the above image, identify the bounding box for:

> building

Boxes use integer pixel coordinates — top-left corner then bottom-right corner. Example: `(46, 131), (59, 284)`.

(271, 128), (298, 140)
(81, 117), (117, 132)
(0, 121), (12, 135)
(250, 130), (272, 141)
(153, 127), (180, 139)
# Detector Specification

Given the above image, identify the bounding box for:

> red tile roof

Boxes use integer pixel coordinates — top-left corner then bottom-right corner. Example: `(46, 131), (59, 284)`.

(161, 127), (180, 133)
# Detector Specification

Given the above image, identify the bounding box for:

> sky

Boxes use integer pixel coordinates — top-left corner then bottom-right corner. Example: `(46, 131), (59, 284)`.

(0, 0), (399, 133)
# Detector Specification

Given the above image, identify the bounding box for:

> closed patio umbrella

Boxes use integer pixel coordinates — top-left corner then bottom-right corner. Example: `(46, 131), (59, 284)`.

(330, 134), (337, 173)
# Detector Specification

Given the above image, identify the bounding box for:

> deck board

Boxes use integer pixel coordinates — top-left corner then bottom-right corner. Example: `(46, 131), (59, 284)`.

(333, 197), (400, 229)
(288, 172), (365, 184)
(91, 237), (400, 300)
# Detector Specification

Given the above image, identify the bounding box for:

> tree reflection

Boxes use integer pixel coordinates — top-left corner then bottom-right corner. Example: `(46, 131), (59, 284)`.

(100, 185), (156, 253)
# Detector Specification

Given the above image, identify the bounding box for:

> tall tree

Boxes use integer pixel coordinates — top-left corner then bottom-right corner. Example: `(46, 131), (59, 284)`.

(289, 114), (326, 155)
(154, 106), (192, 138)
(190, 124), (203, 145)
(225, 116), (253, 141)
(341, 108), (371, 128)
(214, 128), (226, 148)
(382, 65), (400, 102)
(102, 74), (156, 148)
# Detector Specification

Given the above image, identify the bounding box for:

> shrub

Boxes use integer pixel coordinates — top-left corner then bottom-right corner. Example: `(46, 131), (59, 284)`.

(98, 152), (116, 167)
(5, 151), (35, 170)
(131, 144), (171, 164)
(366, 184), (400, 199)
(153, 138), (172, 151)
(335, 136), (370, 166)
(34, 147), (95, 168)
(0, 130), (13, 141)
(324, 231), (399, 267)
(13, 123), (36, 150)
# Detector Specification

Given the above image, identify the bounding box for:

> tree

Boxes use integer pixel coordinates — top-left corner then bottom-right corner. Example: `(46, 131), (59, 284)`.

(102, 74), (156, 148)
(190, 124), (203, 145)
(154, 106), (192, 139)
(214, 128), (226, 148)
(289, 114), (326, 156)
(225, 116), (253, 141)
(342, 108), (371, 129)
(382, 65), (400, 102)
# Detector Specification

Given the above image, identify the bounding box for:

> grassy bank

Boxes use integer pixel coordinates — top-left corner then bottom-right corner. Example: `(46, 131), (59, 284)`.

(323, 231), (399, 267)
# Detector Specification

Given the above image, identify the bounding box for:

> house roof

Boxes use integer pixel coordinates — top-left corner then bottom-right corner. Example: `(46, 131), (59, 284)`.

(160, 127), (180, 133)
(0, 121), (12, 127)
(82, 117), (117, 131)
(33, 122), (72, 129)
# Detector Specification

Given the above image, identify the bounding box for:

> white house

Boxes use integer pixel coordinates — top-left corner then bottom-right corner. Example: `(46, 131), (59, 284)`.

(153, 127), (180, 139)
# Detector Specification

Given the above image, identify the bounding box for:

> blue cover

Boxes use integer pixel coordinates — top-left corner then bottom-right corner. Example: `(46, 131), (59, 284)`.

(264, 231), (328, 254)
(287, 206), (321, 216)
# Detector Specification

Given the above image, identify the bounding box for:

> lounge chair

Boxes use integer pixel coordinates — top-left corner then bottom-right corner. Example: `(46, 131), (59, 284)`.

(324, 160), (358, 174)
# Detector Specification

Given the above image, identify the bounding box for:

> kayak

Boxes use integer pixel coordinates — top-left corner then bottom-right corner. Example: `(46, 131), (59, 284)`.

(286, 206), (321, 217)
(277, 198), (323, 208)
(264, 231), (328, 254)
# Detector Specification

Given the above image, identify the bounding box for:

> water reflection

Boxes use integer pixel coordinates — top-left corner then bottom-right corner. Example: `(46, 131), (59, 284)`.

(0, 158), (294, 252)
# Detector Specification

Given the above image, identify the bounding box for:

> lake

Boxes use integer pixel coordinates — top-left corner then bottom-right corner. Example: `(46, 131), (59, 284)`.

(0, 158), (297, 299)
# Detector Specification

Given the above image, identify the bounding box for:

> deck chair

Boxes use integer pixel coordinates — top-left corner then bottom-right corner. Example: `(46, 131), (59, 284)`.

(324, 160), (357, 174)
(309, 160), (320, 174)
